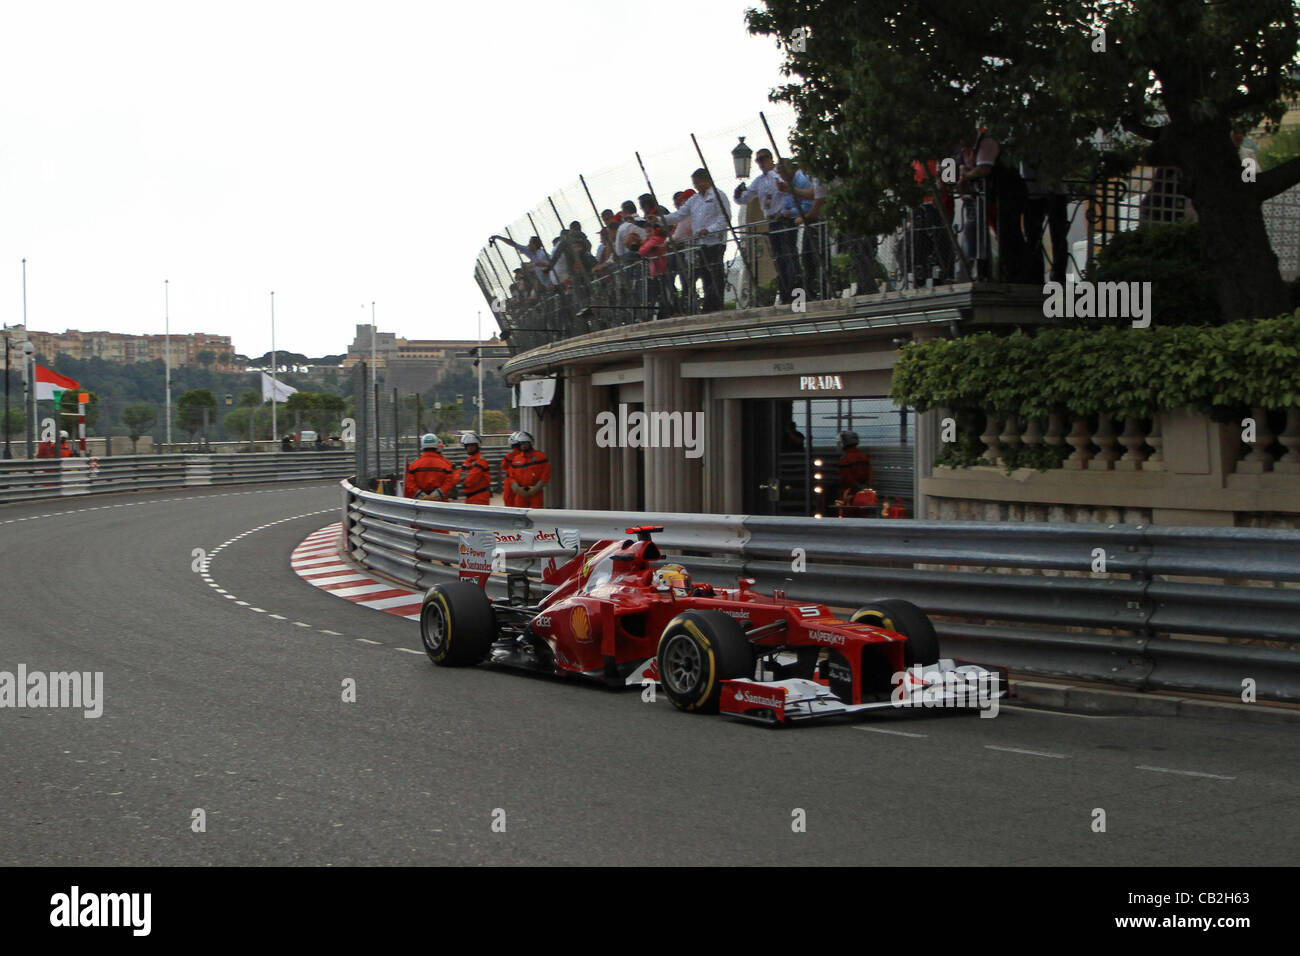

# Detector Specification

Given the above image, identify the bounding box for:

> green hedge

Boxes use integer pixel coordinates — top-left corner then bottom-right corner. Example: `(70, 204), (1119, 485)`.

(891, 312), (1300, 420)
(1087, 222), (1220, 328)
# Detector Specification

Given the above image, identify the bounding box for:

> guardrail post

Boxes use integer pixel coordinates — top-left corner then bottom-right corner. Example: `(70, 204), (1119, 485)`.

(185, 454), (214, 487)
(60, 457), (90, 497)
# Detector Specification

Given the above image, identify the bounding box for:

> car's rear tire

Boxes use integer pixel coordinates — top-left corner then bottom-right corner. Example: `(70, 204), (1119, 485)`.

(421, 581), (496, 666)
(852, 598), (940, 668)
(657, 610), (753, 713)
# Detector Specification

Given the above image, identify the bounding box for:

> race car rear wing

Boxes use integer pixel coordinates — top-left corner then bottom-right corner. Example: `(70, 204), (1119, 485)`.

(458, 527), (581, 588)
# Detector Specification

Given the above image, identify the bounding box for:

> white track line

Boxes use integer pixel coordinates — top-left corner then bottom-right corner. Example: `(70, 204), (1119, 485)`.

(1136, 765), (1235, 780)
(985, 745), (1069, 759)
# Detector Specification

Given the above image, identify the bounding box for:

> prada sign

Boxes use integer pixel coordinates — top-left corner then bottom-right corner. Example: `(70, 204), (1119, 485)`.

(798, 374), (844, 391)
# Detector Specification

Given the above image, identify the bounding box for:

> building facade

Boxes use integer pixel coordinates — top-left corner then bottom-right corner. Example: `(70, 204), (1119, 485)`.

(22, 328), (236, 366)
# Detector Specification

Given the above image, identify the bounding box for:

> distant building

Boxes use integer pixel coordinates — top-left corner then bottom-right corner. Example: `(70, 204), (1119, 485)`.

(344, 323), (503, 391)
(21, 327), (237, 367)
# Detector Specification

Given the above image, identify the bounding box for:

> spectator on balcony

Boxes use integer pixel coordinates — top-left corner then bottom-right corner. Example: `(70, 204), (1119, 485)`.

(735, 148), (802, 304)
(665, 169), (731, 312)
(670, 190), (695, 241)
(615, 212), (648, 265)
(788, 160), (830, 299)
(548, 233), (573, 287)
(664, 189), (695, 311)
(779, 158), (821, 297)
(1021, 162), (1070, 284)
(638, 223), (672, 316)
(956, 128), (1027, 283)
(490, 234), (556, 288)
(909, 158), (958, 286)
(639, 193), (670, 221)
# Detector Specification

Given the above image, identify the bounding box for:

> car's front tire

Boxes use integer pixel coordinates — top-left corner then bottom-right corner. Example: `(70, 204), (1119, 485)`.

(851, 598), (940, 668)
(657, 610), (753, 713)
(421, 581), (496, 666)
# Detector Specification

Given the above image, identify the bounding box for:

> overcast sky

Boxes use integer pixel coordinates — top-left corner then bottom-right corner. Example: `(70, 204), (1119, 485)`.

(0, 1), (791, 358)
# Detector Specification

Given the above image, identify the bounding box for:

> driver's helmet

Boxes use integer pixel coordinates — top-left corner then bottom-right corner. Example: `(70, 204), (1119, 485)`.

(420, 433), (442, 450)
(652, 563), (690, 594)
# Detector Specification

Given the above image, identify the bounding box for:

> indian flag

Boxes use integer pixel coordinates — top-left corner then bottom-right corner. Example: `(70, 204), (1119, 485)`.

(35, 365), (82, 404)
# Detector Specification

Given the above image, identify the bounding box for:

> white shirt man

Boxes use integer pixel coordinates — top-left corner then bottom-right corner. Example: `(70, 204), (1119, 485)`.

(493, 235), (556, 287)
(614, 219), (647, 260)
(664, 180), (731, 245)
(735, 149), (798, 220)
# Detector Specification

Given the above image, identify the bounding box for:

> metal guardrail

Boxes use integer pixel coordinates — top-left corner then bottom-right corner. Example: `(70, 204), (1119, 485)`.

(342, 479), (1300, 703)
(0, 452), (353, 504)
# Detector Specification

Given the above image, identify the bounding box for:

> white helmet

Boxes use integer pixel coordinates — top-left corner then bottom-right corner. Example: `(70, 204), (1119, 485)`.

(511, 430), (533, 445)
(652, 563), (690, 594)
(59, 430), (69, 439)
(839, 430), (860, 448)
(460, 432), (480, 446)
(420, 433), (442, 450)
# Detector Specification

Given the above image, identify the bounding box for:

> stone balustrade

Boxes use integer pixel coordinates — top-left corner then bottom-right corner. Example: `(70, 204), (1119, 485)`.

(922, 406), (1300, 526)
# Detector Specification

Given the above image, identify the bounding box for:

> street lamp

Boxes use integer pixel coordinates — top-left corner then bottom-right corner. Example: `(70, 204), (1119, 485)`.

(1, 329), (12, 460)
(732, 136), (753, 179)
(1, 325), (12, 460)
(21, 341), (34, 458)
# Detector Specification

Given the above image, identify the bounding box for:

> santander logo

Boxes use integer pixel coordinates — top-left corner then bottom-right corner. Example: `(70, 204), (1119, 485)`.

(733, 689), (783, 707)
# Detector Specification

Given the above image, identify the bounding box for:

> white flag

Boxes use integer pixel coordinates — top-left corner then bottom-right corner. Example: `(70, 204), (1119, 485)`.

(261, 371), (298, 403)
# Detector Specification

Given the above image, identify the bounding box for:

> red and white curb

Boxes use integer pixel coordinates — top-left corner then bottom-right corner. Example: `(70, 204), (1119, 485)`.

(291, 522), (423, 622)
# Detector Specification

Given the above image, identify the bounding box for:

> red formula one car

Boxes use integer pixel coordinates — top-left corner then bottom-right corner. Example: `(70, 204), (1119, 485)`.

(419, 526), (1007, 724)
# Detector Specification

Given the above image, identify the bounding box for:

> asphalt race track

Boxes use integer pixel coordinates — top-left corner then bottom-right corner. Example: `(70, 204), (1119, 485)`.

(1, 483), (1296, 866)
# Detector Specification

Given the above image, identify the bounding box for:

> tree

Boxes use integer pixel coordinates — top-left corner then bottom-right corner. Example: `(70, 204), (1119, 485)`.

(3, 407), (25, 440)
(176, 389), (218, 440)
(237, 388), (260, 408)
(196, 349), (216, 368)
(1259, 125), (1300, 172)
(122, 403), (156, 453)
(746, 0), (1300, 321)
(482, 409), (511, 434)
(318, 394), (346, 433)
(223, 408), (253, 444)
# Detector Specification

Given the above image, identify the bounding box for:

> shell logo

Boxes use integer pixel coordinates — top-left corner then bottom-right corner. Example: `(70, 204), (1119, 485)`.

(571, 606), (592, 643)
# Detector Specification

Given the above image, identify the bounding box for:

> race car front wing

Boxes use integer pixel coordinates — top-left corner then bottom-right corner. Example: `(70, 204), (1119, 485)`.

(720, 659), (1010, 725)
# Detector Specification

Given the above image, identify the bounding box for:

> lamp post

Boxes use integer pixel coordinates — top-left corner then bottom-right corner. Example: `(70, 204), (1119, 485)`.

(270, 291), (277, 445)
(2, 325), (12, 459)
(164, 279), (172, 448)
(476, 311), (484, 436)
(732, 136), (753, 179)
(22, 341), (35, 458)
(21, 260), (35, 457)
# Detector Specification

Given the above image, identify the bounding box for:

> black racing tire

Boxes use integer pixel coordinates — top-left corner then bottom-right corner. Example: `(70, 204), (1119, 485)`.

(852, 598), (940, 668)
(656, 610), (754, 714)
(421, 581), (496, 667)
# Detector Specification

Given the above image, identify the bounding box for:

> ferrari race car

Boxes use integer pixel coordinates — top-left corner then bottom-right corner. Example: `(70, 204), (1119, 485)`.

(419, 526), (1007, 724)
